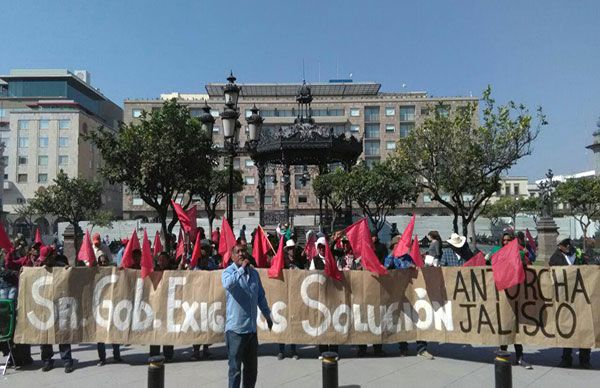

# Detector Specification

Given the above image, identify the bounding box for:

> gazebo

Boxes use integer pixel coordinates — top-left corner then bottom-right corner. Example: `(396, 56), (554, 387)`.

(247, 82), (363, 226)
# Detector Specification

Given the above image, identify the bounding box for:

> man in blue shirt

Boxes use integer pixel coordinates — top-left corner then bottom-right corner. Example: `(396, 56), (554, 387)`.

(222, 243), (273, 388)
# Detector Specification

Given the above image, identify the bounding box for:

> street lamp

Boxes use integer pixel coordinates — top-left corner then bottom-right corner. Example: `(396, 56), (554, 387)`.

(246, 104), (263, 144)
(198, 101), (215, 140)
(220, 72), (241, 227)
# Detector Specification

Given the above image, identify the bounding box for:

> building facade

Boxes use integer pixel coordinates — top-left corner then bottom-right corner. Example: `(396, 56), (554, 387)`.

(123, 80), (479, 222)
(0, 69), (123, 237)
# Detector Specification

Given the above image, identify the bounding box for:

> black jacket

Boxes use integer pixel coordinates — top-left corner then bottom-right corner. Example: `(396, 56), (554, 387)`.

(311, 255), (325, 270)
(548, 248), (585, 266)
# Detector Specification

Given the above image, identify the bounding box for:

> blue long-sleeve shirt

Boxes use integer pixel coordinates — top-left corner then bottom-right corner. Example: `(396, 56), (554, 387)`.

(222, 262), (271, 334)
(384, 253), (414, 269)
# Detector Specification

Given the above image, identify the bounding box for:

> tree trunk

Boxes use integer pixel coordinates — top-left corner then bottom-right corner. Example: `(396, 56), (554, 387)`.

(159, 209), (170, 251)
(461, 215), (469, 238)
(468, 220), (477, 249)
(208, 216), (214, 236)
(582, 223), (588, 252)
(452, 212), (459, 234)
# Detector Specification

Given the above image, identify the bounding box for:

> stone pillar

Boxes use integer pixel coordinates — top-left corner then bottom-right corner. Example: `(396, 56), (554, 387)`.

(257, 162), (266, 226)
(62, 223), (82, 266)
(536, 217), (559, 264)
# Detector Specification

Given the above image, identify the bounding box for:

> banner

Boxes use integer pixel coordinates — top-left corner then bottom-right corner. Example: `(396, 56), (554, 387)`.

(13, 266), (600, 347)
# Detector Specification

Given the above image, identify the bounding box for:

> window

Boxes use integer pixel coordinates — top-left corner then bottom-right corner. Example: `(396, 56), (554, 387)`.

(514, 184), (520, 196)
(39, 119), (50, 130)
(399, 123), (414, 138)
(436, 105), (450, 118)
(38, 135), (49, 148)
(350, 125), (360, 133)
(364, 140), (380, 156)
(0, 109), (5, 118)
(38, 173), (48, 183)
(420, 107), (430, 116)
(280, 195), (288, 204)
(58, 119), (70, 129)
(59, 136), (70, 147)
(213, 126), (220, 134)
(38, 155), (48, 166)
(298, 196), (308, 203)
(132, 197), (144, 206)
(210, 109), (220, 117)
(365, 158), (380, 168)
(18, 120), (29, 130)
(385, 107), (395, 116)
(365, 123), (379, 139)
(132, 109), (143, 118)
(1, 156), (8, 167)
(294, 175), (306, 189)
(399, 106), (416, 121)
(233, 158), (240, 169)
(244, 196), (255, 204)
(423, 195), (432, 203)
(18, 156), (27, 165)
(0, 134), (9, 148)
(245, 159), (254, 167)
(505, 185), (511, 196)
(189, 109), (201, 117)
(58, 155), (69, 166)
(385, 124), (395, 132)
(364, 107), (380, 122)
(17, 174), (27, 183)
(386, 141), (396, 150)
(350, 108), (360, 117)
(244, 176), (255, 185)
(266, 176), (275, 189)
(245, 109), (253, 118)
(264, 195), (273, 205)
(18, 136), (29, 148)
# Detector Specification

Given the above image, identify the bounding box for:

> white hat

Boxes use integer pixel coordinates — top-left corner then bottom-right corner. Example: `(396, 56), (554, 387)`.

(285, 240), (296, 249)
(315, 236), (327, 249)
(447, 233), (466, 248)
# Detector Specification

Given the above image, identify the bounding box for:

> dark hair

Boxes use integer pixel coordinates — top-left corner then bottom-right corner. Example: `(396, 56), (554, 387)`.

(428, 231), (441, 241)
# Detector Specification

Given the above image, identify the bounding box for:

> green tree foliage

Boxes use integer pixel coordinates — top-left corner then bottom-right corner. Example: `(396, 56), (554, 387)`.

(28, 171), (104, 247)
(193, 169), (243, 234)
(481, 196), (540, 228)
(312, 168), (349, 231)
(14, 203), (39, 238)
(392, 86), (546, 236)
(86, 99), (216, 249)
(555, 177), (600, 251)
(347, 160), (419, 232)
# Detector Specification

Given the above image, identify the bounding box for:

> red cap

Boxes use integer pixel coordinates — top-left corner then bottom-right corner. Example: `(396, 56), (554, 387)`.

(39, 246), (55, 263)
(92, 233), (101, 244)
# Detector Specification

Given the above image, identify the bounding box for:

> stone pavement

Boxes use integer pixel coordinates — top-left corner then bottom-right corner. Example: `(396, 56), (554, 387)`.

(2, 342), (599, 387)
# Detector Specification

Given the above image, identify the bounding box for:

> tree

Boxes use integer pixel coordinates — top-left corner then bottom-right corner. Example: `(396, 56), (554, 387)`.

(88, 210), (115, 232)
(312, 168), (350, 231)
(481, 196), (540, 228)
(555, 177), (600, 251)
(28, 172), (104, 248)
(193, 169), (243, 234)
(14, 203), (39, 238)
(346, 160), (418, 232)
(86, 99), (215, 249)
(392, 87), (546, 237)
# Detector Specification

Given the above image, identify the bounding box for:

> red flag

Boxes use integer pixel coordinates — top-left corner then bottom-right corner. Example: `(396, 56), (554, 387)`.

(344, 218), (387, 275)
(304, 233), (316, 261)
(187, 206), (198, 241)
(175, 229), (185, 260)
(34, 228), (43, 245)
(463, 251), (487, 267)
(268, 236), (285, 278)
(153, 231), (163, 257)
(410, 235), (424, 268)
(393, 214), (415, 257)
(121, 230), (141, 269)
(253, 225), (271, 268)
(141, 229), (154, 278)
(218, 218), (237, 268)
(0, 223), (14, 253)
(525, 229), (537, 253)
(189, 232), (203, 269)
(78, 230), (96, 267)
(491, 239), (525, 291)
(171, 200), (195, 234)
(324, 236), (343, 281)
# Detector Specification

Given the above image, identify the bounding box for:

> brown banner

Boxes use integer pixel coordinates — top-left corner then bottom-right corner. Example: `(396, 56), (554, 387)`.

(13, 266), (600, 348)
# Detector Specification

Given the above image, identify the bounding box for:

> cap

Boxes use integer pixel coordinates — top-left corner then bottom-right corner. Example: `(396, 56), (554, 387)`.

(92, 233), (101, 244)
(39, 246), (54, 263)
(285, 240), (296, 249)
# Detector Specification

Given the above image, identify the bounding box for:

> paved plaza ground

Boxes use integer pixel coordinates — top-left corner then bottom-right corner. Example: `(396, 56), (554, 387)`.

(2, 342), (599, 387)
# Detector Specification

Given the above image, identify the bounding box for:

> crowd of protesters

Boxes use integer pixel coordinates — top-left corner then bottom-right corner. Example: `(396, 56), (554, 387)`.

(0, 221), (594, 377)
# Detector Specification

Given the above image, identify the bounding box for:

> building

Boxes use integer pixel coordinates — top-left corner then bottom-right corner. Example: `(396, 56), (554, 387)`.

(123, 80), (478, 222)
(0, 69), (123, 237)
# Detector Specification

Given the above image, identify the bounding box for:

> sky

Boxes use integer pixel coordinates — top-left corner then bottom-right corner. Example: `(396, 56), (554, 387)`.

(3, 0), (600, 180)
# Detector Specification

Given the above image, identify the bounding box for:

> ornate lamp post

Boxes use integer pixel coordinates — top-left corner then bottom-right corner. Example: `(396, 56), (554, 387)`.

(220, 72), (241, 227)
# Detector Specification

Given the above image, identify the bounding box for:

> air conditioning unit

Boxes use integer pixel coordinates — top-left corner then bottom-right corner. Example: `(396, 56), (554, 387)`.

(74, 70), (91, 85)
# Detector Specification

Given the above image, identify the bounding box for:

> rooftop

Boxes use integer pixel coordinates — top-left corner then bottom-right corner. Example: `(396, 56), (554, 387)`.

(205, 82), (382, 98)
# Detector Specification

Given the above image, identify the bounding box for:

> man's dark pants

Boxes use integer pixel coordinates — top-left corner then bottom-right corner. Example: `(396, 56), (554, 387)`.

(40, 344), (72, 365)
(226, 331), (258, 388)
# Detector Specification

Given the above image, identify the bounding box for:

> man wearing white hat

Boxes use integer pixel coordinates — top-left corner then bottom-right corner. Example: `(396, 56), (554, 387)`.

(441, 233), (474, 266)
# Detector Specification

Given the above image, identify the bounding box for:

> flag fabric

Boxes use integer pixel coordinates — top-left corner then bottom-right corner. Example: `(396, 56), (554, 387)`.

(253, 225), (271, 268)
(186, 206), (198, 241)
(218, 218), (237, 268)
(344, 218), (387, 275)
(410, 235), (424, 268)
(392, 214), (415, 257)
(463, 251), (487, 267)
(324, 236), (343, 281)
(268, 236), (285, 278)
(171, 200), (197, 237)
(141, 229), (154, 279)
(189, 232), (203, 269)
(120, 230), (141, 269)
(153, 231), (163, 257)
(304, 233), (316, 261)
(525, 228), (537, 253)
(77, 230), (96, 267)
(0, 223), (13, 252)
(175, 229), (185, 260)
(491, 239), (525, 291)
(34, 228), (43, 245)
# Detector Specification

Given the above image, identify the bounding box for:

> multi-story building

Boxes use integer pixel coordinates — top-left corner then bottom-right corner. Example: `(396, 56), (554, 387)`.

(0, 69), (123, 237)
(123, 80), (478, 222)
